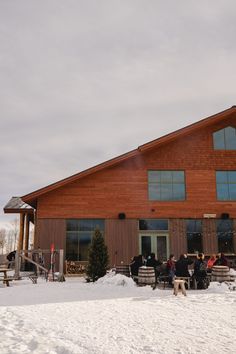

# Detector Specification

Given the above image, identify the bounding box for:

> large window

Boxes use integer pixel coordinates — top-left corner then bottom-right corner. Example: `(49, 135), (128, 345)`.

(217, 219), (234, 253)
(216, 171), (236, 201)
(213, 126), (236, 150)
(186, 219), (203, 254)
(66, 219), (105, 261)
(148, 170), (185, 201)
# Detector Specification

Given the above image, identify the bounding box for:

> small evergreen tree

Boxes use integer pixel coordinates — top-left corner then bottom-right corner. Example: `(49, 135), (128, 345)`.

(86, 228), (109, 282)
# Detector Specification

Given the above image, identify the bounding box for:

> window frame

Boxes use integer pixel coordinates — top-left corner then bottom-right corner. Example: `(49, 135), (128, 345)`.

(148, 170), (186, 201)
(216, 171), (236, 201)
(213, 126), (236, 150)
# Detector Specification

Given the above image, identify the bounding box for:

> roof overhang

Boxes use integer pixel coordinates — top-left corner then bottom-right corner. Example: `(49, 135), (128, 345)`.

(4, 197), (35, 214)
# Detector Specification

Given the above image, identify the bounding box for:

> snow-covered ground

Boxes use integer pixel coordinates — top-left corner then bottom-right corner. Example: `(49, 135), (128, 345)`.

(0, 273), (235, 354)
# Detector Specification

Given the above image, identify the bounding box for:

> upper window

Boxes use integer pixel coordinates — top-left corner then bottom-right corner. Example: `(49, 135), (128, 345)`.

(213, 126), (236, 150)
(148, 170), (185, 201)
(216, 171), (236, 201)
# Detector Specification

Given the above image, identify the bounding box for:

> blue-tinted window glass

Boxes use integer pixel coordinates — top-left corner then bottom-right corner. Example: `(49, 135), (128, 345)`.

(217, 184), (229, 200)
(225, 127), (236, 150)
(148, 171), (161, 183)
(161, 184), (172, 200)
(173, 184), (185, 200)
(228, 171), (236, 183)
(161, 171), (172, 183)
(213, 130), (225, 149)
(148, 184), (160, 200)
(148, 170), (185, 201)
(213, 126), (236, 150)
(229, 184), (236, 200)
(173, 171), (185, 183)
(216, 171), (228, 183)
(216, 171), (236, 200)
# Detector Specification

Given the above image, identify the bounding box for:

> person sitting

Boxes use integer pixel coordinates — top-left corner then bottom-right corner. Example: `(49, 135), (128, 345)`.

(175, 254), (193, 278)
(130, 255), (143, 277)
(207, 254), (217, 272)
(214, 253), (228, 267)
(193, 253), (209, 289)
(6, 250), (16, 269)
(166, 254), (176, 285)
(146, 253), (162, 280)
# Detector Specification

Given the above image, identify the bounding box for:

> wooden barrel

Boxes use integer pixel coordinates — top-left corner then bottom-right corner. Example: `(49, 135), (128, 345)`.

(115, 265), (130, 277)
(212, 266), (230, 282)
(138, 266), (155, 286)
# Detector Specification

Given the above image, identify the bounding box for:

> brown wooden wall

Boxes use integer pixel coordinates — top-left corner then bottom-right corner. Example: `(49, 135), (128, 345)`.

(169, 219), (187, 257)
(36, 113), (236, 220)
(105, 219), (138, 265)
(36, 219), (66, 250)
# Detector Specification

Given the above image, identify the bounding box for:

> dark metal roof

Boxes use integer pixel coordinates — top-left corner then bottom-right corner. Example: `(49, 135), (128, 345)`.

(4, 197), (35, 214)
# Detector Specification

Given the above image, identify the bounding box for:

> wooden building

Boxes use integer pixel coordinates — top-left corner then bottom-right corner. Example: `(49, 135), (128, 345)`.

(4, 106), (236, 266)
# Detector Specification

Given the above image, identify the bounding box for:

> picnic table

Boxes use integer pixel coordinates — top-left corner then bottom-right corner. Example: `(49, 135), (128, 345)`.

(0, 268), (13, 287)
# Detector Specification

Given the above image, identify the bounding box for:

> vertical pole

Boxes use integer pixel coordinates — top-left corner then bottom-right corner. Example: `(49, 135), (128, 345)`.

(58, 249), (65, 281)
(24, 214), (30, 252)
(33, 210), (37, 248)
(18, 213), (25, 251)
(14, 250), (20, 279)
(59, 249), (64, 275)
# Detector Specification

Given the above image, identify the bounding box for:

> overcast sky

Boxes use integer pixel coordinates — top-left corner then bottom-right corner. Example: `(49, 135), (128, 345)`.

(1, 0), (236, 225)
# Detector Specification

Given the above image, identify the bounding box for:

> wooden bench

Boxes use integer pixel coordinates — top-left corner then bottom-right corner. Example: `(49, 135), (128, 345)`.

(175, 276), (191, 289)
(173, 279), (186, 296)
(0, 277), (15, 287)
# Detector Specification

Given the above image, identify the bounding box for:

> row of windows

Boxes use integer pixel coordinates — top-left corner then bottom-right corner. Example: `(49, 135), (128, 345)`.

(66, 219), (235, 261)
(148, 170), (236, 201)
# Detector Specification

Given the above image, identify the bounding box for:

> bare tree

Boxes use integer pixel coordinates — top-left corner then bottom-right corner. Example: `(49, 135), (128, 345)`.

(10, 218), (19, 251)
(0, 229), (6, 254)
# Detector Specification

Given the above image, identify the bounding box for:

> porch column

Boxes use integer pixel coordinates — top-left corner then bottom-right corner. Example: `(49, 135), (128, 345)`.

(18, 213), (25, 251)
(24, 213), (30, 251)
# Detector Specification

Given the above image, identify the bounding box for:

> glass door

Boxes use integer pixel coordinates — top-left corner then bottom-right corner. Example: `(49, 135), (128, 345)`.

(139, 233), (169, 261)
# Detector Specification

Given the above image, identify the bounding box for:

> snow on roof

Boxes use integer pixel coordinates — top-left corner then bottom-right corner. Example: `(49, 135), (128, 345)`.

(3, 197), (34, 213)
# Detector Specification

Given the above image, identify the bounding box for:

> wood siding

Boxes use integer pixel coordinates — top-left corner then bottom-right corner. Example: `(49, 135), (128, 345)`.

(105, 219), (138, 266)
(169, 219), (187, 257)
(36, 114), (236, 220)
(36, 219), (66, 250)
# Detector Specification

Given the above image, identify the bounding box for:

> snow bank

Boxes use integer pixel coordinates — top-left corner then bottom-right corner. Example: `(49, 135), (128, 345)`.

(96, 271), (136, 287)
(207, 281), (230, 293)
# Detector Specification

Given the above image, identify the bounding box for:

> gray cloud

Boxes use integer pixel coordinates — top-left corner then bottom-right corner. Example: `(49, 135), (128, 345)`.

(1, 0), (236, 224)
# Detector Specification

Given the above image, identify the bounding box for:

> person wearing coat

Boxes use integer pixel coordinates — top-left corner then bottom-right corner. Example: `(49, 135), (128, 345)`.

(214, 253), (228, 267)
(175, 254), (193, 278)
(146, 253), (162, 280)
(166, 254), (176, 285)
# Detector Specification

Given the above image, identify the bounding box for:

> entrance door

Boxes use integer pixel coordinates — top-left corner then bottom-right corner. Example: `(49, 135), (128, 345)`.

(139, 234), (169, 261)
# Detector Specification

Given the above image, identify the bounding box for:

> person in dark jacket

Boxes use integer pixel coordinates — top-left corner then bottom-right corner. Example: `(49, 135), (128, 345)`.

(214, 253), (228, 267)
(130, 255), (143, 276)
(193, 253), (209, 289)
(193, 253), (207, 279)
(146, 253), (162, 280)
(175, 254), (193, 277)
(166, 254), (176, 285)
